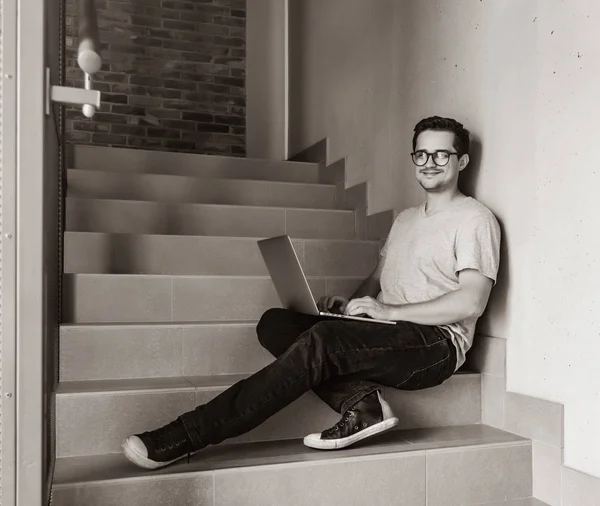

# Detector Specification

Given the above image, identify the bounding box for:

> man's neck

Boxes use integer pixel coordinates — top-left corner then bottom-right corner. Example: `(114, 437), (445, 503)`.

(424, 190), (466, 215)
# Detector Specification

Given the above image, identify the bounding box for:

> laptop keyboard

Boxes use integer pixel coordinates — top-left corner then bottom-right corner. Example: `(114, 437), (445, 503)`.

(319, 311), (396, 325)
(321, 311), (373, 320)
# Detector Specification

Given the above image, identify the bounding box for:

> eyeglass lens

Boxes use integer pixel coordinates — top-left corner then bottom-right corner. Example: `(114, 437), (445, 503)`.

(411, 151), (452, 166)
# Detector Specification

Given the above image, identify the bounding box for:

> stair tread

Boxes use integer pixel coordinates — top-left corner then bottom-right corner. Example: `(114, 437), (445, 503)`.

(53, 424), (529, 487)
(60, 320), (260, 330)
(65, 273), (364, 280)
(483, 499), (550, 506)
(67, 196), (355, 214)
(69, 168), (336, 188)
(67, 169), (338, 210)
(66, 197), (358, 240)
(64, 231), (380, 245)
(57, 371), (479, 395)
(57, 374), (249, 394)
(73, 145), (319, 168)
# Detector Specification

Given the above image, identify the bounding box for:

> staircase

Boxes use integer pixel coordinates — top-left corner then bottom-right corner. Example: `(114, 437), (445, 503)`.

(52, 145), (545, 506)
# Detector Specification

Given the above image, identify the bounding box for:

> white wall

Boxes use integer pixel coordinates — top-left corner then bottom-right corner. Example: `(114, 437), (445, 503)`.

(395, 0), (600, 478)
(289, 0), (398, 213)
(509, 0), (600, 477)
(246, 0), (288, 160)
(289, 0), (600, 478)
(391, 0), (538, 341)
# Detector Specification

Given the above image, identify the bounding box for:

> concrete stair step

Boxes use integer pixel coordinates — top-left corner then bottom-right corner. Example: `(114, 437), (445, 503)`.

(60, 318), (476, 380)
(52, 425), (533, 506)
(67, 169), (337, 209)
(62, 274), (365, 324)
(60, 321), (475, 382)
(72, 145), (321, 183)
(66, 198), (357, 239)
(55, 373), (482, 458)
(485, 500), (549, 506)
(64, 233), (380, 276)
(59, 322), (269, 382)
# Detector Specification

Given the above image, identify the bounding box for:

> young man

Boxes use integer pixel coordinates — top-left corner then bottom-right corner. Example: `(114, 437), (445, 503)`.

(122, 116), (501, 470)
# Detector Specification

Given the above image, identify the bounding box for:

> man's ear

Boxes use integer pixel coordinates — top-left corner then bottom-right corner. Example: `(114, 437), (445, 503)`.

(458, 154), (470, 171)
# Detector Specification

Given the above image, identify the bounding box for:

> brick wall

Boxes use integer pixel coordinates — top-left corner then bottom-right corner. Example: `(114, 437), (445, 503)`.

(65, 0), (246, 156)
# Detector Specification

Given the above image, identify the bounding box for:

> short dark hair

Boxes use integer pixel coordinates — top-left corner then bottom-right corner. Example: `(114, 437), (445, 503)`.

(412, 116), (470, 156)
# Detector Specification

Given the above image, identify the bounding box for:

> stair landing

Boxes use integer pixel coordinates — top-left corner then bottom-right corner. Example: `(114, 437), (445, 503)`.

(53, 424), (536, 506)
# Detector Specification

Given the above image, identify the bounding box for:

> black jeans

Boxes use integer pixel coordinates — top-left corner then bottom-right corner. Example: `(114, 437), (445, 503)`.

(179, 308), (457, 450)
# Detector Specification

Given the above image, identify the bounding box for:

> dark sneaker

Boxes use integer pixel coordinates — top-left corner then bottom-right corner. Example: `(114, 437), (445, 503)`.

(303, 390), (399, 450)
(122, 419), (198, 470)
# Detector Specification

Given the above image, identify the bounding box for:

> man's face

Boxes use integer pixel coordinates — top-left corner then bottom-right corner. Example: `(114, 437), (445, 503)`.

(413, 130), (468, 193)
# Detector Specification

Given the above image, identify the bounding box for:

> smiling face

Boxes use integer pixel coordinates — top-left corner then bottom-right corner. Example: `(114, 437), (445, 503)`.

(413, 130), (469, 193)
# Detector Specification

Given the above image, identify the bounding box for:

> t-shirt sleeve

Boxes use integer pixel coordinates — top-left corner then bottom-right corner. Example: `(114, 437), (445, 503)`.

(379, 211), (405, 257)
(455, 212), (501, 285)
(380, 236), (389, 257)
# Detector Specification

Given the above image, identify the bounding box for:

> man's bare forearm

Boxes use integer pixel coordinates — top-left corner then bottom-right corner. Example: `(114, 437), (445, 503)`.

(386, 288), (481, 325)
(351, 277), (381, 299)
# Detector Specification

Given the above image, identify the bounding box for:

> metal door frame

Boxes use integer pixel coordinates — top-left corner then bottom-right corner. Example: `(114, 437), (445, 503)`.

(16, 0), (48, 504)
(1, 0), (20, 503)
(0, 0), (48, 505)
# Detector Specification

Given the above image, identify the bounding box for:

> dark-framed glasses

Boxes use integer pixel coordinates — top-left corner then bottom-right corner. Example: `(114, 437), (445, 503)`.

(411, 150), (459, 167)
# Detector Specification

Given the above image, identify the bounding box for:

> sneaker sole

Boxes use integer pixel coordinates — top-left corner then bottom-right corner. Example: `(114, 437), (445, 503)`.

(121, 437), (192, 470)
(303, 417), (400, 450)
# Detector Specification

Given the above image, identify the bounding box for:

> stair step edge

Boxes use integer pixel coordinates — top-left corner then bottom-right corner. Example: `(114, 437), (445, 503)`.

(72, 145), (321, 167)
(56, 371), (480, 396)
(67, 197), (356, 214)
(68, 168), (337, 188)
(52, 425), (530, 487)
(64, 231), (380, 244)
(60, 320), (260, 330)
(64, 273), (365, 279)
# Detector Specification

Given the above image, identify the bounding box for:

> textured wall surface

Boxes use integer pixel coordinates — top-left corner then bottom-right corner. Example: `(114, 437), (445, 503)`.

(65, 0), (246, 156)
(290, 0), (600, 480)
(246, 0), (287, 160)
(289, 0), (397, 214)
(393, 0), (600, 479)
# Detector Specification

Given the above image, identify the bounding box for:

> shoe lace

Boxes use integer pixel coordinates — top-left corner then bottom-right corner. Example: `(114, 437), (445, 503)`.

(323, 408), (359, 436)
(147, 420), (190, 453)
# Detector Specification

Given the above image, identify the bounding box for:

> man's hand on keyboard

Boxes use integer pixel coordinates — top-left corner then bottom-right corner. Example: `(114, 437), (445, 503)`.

(345, 296), (391, 321)
(317, 295), (349, 315)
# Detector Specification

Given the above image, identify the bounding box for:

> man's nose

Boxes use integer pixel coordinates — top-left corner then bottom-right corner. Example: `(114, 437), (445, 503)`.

(424, 154), (437, 168)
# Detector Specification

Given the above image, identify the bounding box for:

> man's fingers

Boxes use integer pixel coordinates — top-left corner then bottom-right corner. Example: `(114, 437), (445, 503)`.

(318, 295), (348, 312)
(318, 296), (332, 311)
(317, 296), (325, 310)
(346, 297), (376, 315)
(347, 298), (367, 311)
(347, 304), (364, 315)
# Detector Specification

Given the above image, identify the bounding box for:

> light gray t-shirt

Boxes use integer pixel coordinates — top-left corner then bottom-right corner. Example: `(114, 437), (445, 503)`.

(377, 197), (501, 370)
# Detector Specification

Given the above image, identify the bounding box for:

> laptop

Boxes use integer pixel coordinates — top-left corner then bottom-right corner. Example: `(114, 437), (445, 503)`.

(257, 235), (396, 325)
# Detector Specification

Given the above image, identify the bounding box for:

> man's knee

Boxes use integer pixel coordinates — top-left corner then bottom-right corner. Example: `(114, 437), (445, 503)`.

(256, 307), (288, 348)
(287, 322), (338, 383)
(295, 321), (331, 352)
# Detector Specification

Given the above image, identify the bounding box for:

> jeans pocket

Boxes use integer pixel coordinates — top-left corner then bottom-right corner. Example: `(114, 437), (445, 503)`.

(396, 354), (453, 391)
